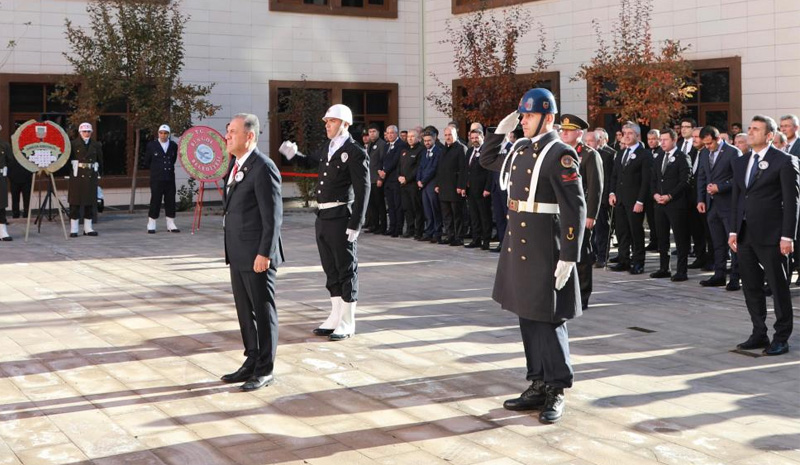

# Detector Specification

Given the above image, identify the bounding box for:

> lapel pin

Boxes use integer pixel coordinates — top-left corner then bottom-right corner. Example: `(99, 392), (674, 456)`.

(235, 171), (244, 182)
(758, 160), (769, 170)
(341, 153), (348, 162)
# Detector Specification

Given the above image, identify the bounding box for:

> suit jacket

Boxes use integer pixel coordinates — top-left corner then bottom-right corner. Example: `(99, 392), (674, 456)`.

(382, 139), (408, 184)
(368, 138), (386, 185)
(143, 139), (178, 182)
(223, 148), (285, 271)
(417, 144), (441, 187)
(435, 141), (467, 202)
(651, 149), (691, 206)
(731, 146), (800, 245)
(696, 140), (741, 214)
(399, 143), (424, 185)
(597, 144), (616, 206)
(576, 142), (603, 220)
(610, 142), (652, 207)
(459, 145), (492, 194)
(787, 138), (800, 157)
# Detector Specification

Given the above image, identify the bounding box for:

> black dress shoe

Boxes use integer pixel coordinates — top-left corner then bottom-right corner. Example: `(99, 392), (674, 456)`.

(437, 237), (451, 245)
(416, 236), (429, 242)
(148, 229), (156, 234)
(240, 374), (274, 391)
(649, 269), (671, 278)
(464, 241), (481, 249)
(609, 256), (619, 263)
(329, 333), (352, 341)
(629, 264), (644, 275)
(221, 366), (255, 383)
(700, 276), (726, 287)
(726, 280), (741, 291)
(402, 233), (414, 238)
(313, 328), (334, 336)
(1, 236), (13, 242)
(449, 240), (464, 247)
(168, 229), (181, 233)
(763, 340), (789, 356)
(687, 259), (705, 269)
(430, 237), (439, 243)
(671, 273), (688, 282)
(609, 262), (630, 272)
(795, 275), (800, 286)
(736, 336), (770, 350)
(70, 233), (78, 238)
(84, 231), (98, 236)
(503, 380), (546, 411)
(481, 243), (490, 251)
(539, 386), (565, 423)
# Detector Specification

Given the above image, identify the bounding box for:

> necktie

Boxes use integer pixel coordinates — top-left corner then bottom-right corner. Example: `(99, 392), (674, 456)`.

(230, 162), (239, 185)
(469, 149), (479, 165)
(662, 151), (670, 174)
(710, 150), (717, 168)
(683, 140), (690, 154)
(427, 149), (432, 158)
(622, 148), (631, 166)
(747, 154), (759, 188)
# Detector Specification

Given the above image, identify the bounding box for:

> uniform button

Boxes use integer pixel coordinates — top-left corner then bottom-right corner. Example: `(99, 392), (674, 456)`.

(508, 230), (511, 235)
(521, 239), (527, 244)
(524, 187), (529, 192)
(513, 165), (517, 170)
(507, 247), (512, 252)
(506, 214), (510, 220)
(521, 256), (527, 261)
(324, 172), (327, 176)
(527, 169), (532, 174)
(318, 190), (321, 194)
(320, 181), (324, 185)
(520, 222), (526, 227)
(326, 163), (330, 166)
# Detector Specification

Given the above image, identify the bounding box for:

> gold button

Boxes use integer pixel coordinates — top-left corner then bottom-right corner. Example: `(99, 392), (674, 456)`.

(524, 187), (529, 192)
(507, 247), (511, 252)
(521, 256), (527, 261)
(521, 239), (527, 244)
(324, 172), (328, 176)
(527, 169), (532, 174)
(520, 222), (527, 227)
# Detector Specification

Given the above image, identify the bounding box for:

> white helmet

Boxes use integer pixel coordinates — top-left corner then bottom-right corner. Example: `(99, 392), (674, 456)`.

(79, 122), (93, 132)
(322, 104), (353, 125)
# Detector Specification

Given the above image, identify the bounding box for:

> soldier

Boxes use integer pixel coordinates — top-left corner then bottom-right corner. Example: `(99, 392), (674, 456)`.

(559, 114), (603, 310)
(143, 124), (180, 233)
(69, 122), (103, 237)
(488, 129), (518, 252)
(280, 104), (370, 341)
(0, 130), (12, 241)
(480, 88), (587, 424)
(398, 128), (425, 239)
(365, 124), (386, 234)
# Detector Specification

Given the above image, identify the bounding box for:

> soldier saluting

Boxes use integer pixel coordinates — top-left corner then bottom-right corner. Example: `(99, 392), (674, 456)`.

(480, 88), (587, 423)
(69, 122), (103, 237)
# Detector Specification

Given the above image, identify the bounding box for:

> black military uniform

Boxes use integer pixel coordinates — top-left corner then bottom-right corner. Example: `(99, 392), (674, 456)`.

(480, 88), (587, 424)
(399, 141), (425, 238)
(69, 132), (103, 236)
(435, 140), (467, 245)
(460, 143), (493, 249)
(560, 114), (603, 310)
(650, 145), (691, 280)
(0, 140), (12, 241)
(143, 131), (179, 232)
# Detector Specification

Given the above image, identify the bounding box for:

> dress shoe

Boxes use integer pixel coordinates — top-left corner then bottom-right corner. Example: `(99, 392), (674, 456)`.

(645, 243), (658, 252)
(687, 259), (705, 269)
(594, 261), (606, 269)
(221, 366), (255, 383)
(168, 228), (181, 233)
(763, 340), (789, 356)
(609, 262), (630, 272)
(481, 243), (490, 251)
(390, 234), (399, 238)
(1, 236), (12, 242)
(503, 380), (546, 411)
(736, 336), (770, 351)
(464, 241), (481, 249)
(795, 275), (800, 286)
(609, 256), (619, 264)
(726, 279), (741, 291)
(417, 236), (430, 242)
(313, 328), (334, 336)
(437, 237), (451, 245)
(84, 231), (98, 237)
(147, 229), (156, 234)
(490, 246), (501, 253)
(329, 333), (352, 341)
(449, 240), (464, 247)
(70, 233), (78, 238)
(402, 233), (413, 238)
(671, 273), (688, 282)
(539, 385), (565, 423)
(700, 276), (726, 287)
(240, 374), (274, 391)
(629, 264), (644, 275)
(649, 269), (671, 279)
(764, 284), (773, 296)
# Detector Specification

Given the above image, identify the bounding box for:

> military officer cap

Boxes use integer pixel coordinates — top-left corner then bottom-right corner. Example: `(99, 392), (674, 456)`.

(559, 114), (589, 131)
(518, 88), (558, 115)
(158, 124), (171, 133)
(78, 122), (93, 132)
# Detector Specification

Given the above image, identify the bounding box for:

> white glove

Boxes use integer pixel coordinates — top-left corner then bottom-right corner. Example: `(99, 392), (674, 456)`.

(346, 228), (359, 243)
(279, 141), (298, 160)
(72, 160), (78, 177)
(1, 167), (6, 177)
(93, 162), (99, 172)
(554, 260), (576, 291)
(495, 111), (520, 135)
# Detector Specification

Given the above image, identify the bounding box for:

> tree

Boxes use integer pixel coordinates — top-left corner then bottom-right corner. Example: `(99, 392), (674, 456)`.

(0, 2), (32, 71)
(53, 0), (219, 211)
(427, 1), (558, 127)
(573, 0), (695, 126)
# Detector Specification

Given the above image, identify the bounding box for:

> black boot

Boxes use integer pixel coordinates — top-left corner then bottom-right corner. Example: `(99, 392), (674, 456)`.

(502, 380), (546, 411)
(538, 385), (565, 423)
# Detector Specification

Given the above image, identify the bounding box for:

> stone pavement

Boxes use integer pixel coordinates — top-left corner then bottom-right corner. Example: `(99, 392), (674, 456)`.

(0, 209), (798, 465)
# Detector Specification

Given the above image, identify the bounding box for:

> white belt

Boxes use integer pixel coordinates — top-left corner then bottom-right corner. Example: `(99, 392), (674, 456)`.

(318, 201), (348, 210)
(507, 199), (560, 214)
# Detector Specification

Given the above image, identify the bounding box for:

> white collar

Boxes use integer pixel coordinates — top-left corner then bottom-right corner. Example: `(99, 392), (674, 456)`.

(329, 133), (349, 157)
(531, 129), (556, 144)
(236, 146), (256, 167)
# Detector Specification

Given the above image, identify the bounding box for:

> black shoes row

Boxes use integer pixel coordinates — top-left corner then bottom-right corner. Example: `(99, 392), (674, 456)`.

(736, 336), (790, 356)
(70, 231), (98, 238)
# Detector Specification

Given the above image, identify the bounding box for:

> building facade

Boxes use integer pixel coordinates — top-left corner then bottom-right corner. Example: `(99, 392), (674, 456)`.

(1, 0), (798, 205)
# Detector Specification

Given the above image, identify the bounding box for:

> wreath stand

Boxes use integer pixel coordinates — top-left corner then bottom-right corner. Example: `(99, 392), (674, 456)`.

(25, 170), (68, 242)
(191, 180), (224, 234)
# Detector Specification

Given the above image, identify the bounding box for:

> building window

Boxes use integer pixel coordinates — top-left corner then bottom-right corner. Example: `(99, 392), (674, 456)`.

(452, 0), (541, 15)
(270, 0), (397, 18)
(269, 80), (398, 168)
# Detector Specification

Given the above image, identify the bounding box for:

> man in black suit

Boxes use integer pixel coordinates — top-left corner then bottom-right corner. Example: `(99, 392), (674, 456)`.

(280, 104), (370, 341)
(0, 132), (13, 241)
(365, 124), (386, 233)
(644, 129), (662, 251)
(380, 125), (408, 237)
(649, 129), (691, 281)
(729, 115), (799, 356)
(696, 125), (742, 290)
(779, 115), (800, 283)
(609, 121), (652, 274)
(435, 125), (467, 246)
(460, 128), (492, 250)
(222, 113), (285, 391)
(143, 124), (180, 234)
(399, 128), (425, 239)
(590, 128), (616, 267)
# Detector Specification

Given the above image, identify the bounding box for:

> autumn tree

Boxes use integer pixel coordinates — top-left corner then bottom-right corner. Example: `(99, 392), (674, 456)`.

(54, 0), (219, 211)
(573, 0), (695, 126)
(427, 1), (558, 128)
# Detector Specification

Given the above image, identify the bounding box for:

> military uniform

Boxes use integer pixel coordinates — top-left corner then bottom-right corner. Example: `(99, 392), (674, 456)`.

(69, 135), (103, 235)
(574, 141), (603, 308)
(143, 128), (180, 232)
(399, 142), (425, 238)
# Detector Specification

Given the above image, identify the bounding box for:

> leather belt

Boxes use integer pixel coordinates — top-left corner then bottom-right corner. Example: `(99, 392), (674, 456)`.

(507, 198), (559, 214)
(318, 201), (348, 210)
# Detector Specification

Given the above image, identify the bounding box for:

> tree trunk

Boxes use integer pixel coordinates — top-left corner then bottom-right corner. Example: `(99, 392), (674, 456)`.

(129, 128), (141, 213)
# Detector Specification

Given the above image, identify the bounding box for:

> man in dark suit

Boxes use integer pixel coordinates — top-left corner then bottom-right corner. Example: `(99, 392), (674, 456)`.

(460, 128), (493, 250)
(649, 129), (691, 281)
(729, 115), (799, 356)
(560, 114), (602, 309)
(609, 122), (652, 274)
(280, 105), (370, 341)
(644, 129), (663, 251)
(365, 124), (386, 234)
(417, 131), (443, 242)
(590, 128), (616, 267)
(143, 124), (180, 234)
(380, 125), (408, 237)
(399, 129), (425, 239)
(696, 125), (742, 290)
(435, 126), (467, 246)
(69, 122), (103, 237)
(222, 113), (285, 391)
(779, 115), (800, 283)
(0, 132), (13, 241)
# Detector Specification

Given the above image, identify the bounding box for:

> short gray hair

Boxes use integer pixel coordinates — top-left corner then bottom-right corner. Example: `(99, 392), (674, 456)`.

(387, 125), (399, 134)
(623, 121), (641, 137)
(647, 129), (660, 137)
(775, 132), (787, 144)
(594, 128), (609, 142)
(780, 114), (799, 127)
(407, 128), (418, 138)
(444, 125), (457, 137)
(233, 113), (260, 143)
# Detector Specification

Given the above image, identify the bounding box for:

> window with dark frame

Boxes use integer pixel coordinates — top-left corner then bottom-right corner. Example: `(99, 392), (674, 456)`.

(452, 0), (541, 15)
(270, 0), (396, 18)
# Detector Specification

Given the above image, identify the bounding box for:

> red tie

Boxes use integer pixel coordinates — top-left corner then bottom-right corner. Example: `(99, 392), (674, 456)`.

(230, 162), (239, 183)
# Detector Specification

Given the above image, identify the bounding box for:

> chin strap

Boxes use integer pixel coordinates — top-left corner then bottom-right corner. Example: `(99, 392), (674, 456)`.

(533, 116), (546, 138)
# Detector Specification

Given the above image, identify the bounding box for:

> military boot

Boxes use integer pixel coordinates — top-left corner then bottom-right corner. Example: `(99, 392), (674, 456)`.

(538, 385), (565, 423)
(503, 380), (546, 411)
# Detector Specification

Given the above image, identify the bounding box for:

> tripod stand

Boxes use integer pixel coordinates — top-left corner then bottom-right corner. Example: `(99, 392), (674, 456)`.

(25, 171), (68, 241)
